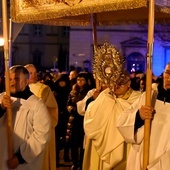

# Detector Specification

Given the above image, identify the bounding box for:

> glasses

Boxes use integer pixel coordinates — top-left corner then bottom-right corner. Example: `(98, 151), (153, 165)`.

(115, 80), (130, 89)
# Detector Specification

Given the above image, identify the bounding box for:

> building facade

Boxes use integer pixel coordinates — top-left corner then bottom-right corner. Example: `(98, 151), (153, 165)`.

(69, 25), (170, 76)
(1, 23), (170, 76)
(2, 24), (70, 72)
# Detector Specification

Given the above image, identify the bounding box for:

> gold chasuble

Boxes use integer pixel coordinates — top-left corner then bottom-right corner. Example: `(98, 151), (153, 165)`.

(83, 88), (141, 170)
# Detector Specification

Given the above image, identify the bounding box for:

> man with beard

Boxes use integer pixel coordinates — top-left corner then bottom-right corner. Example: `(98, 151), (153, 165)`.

(0, 65), (51, 169)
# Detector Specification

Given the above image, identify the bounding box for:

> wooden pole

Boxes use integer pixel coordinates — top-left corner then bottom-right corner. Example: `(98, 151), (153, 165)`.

(92, 13), (97, 52)
(143, 0), (154, 169)
(92, 13), (100, 90)
(9, 18), (12, 67)
(2, 0), (13, 159)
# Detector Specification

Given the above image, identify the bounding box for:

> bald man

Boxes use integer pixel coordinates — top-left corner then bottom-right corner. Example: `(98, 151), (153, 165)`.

(25, 64), (58, 170)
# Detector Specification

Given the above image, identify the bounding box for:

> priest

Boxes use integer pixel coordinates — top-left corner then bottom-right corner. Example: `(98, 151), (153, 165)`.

(117, 62), (170, 170)
(83, 70), (141, 170)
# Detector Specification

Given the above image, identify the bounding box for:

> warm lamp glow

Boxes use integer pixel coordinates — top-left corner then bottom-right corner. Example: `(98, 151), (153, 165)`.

(0, 38), (4, 46)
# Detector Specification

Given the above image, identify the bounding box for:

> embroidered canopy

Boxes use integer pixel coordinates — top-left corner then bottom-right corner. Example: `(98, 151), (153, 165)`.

(10, 0), (170, 26)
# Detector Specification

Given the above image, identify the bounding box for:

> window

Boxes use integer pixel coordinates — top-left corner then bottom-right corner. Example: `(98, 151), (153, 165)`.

(63, 27), (70, 37)
(127, 52), (145, 73)
(33, 25), (42, 36)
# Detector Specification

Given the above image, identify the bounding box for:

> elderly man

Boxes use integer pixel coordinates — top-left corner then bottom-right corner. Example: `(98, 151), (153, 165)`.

(0, 65), (51, 169)
(24, 64), (58, 170)
(83, 70), (141, 170)
(117, 62), (170, 170)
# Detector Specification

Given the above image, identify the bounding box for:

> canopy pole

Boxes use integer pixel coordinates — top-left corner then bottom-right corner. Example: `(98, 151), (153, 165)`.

(92, 13), (97, 51)
(2, 0), (13, 159)
(143, 0), (155, 169)
(92, 13), (100, 90)
(9, 18), (12, 67)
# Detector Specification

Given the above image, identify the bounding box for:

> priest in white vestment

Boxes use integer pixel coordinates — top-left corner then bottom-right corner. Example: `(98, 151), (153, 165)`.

(25, 64), (58, 170)
(83, 71), (141, 170)
(0, 65), (51, 170)
(117, 62), (170, 170)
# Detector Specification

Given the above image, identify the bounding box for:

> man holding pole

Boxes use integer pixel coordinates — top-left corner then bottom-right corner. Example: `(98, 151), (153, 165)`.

(0, 65), (51, 169)
(116, 62), (170, 170)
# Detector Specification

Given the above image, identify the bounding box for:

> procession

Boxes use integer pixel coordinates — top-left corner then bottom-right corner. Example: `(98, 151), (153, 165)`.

(1, 0), (170, 170)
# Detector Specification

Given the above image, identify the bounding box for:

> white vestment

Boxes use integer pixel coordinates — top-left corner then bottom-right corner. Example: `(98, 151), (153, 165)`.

(117, 91), (170, 170)
(29, 82), (58, 170)
(0, 94), (51, 170)
(77, 88), (95, 116)
(84, 88), (141, 169)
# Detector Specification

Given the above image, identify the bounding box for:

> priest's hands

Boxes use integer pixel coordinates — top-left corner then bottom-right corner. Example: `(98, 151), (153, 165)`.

(139, 105), (155, 120)
(92, 89), (101, 99)
(7, 155), (19, 169)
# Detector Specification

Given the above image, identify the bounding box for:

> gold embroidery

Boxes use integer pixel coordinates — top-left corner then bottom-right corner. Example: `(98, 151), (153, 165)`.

(11, 0), (170, 25)
(11, 0), (148, 23)
(63, 0), (83, 6)
(117, 88), (133, 100)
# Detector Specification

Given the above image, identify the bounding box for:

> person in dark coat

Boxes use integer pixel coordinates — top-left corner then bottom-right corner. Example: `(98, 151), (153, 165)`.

(66, 72), (90, 170)
(53, 74), (71, 166)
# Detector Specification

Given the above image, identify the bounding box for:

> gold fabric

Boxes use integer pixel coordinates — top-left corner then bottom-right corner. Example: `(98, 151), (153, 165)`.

(83, 138), (103, 170)
(83, 137), (130, 170)
(10, 0), (170, 26)
(117, 87), (133, 100)
(83, 89), (141, 169)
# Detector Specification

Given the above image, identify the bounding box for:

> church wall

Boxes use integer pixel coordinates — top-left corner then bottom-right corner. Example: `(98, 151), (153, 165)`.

(69, 25), (168, 76)
(7, 24), (169, 76)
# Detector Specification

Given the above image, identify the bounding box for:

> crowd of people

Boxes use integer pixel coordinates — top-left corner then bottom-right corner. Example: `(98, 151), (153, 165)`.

(0, 60), (170, 170)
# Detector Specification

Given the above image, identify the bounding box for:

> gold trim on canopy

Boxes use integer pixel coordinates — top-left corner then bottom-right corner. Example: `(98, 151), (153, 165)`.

(23, 8), (170, 26)
(11, 0), (148, 23)
(24, 16), (90, 26)
(11, 0), (170, 26)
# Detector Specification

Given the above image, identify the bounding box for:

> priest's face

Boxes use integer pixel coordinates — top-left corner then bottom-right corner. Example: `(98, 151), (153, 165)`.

(25, 65), (38, 84)
(114, 80), (131, 96)
(163, 63), (170, 90)
(10, 72), (29, 94)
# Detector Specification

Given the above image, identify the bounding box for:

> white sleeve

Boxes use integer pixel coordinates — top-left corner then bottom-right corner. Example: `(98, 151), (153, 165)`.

(77, 89), (94, 116)
(116, 93), (145, 144)
(20, 100), (51, 163)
